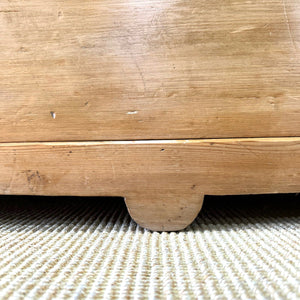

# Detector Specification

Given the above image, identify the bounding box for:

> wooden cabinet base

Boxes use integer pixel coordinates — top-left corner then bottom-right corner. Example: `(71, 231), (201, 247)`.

(0, 137), (299, 231)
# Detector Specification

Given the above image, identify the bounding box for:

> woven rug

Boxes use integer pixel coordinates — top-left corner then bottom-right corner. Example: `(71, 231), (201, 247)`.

(0, 194), (299, 299)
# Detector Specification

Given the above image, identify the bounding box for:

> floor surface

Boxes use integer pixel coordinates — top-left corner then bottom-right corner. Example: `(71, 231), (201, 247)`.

(0, 194), (299, 299)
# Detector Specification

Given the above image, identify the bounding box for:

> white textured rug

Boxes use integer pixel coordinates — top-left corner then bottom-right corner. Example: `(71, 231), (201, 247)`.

(0, 194), (299, 299)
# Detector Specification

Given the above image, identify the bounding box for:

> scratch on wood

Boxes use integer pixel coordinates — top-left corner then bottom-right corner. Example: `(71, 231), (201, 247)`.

(237, 141), (260, 159)
(134, 59), (146, 92)
(231, 25), (256, 34)
(4, 171), (16, 193)
(0, 10), (20, 13)
(282, 0), (297, 50)
(110, 161), (116, 180)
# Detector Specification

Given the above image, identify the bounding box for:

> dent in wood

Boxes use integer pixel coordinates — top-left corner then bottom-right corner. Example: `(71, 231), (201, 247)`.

(50, 112), (56, 119)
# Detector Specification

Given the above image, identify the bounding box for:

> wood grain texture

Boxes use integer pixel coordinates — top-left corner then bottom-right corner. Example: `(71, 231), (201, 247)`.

(0, 137), (299, 230)
(0, 0), (300, 142)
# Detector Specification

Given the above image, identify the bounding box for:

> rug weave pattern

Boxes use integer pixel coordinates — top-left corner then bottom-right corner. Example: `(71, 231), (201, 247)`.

(0, 194), (299, 299)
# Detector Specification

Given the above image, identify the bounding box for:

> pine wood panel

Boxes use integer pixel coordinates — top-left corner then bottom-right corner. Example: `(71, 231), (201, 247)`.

(0, 0), (300, 142)
(1, 138), (299, 197)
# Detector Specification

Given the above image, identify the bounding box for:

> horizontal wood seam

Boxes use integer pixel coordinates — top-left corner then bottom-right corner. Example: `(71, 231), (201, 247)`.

(0, 137), (299, 147)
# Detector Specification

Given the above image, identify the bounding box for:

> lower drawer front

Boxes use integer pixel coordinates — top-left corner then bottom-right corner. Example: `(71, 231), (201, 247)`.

(0, 0), (299, 142)
(1, 138), (299, 196)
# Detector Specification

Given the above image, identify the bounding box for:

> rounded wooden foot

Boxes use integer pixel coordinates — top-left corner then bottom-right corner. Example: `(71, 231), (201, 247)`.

(125, 192), (204, 231)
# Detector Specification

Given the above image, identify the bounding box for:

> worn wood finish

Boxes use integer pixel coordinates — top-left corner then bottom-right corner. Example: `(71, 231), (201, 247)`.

(0, 0), (300, 142)
(0, 138), (299, 230)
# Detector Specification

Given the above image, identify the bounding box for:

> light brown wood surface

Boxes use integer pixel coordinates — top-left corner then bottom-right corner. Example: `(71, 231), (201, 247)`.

(0, 0), (300, 142)
(0, 138), (299, 230)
